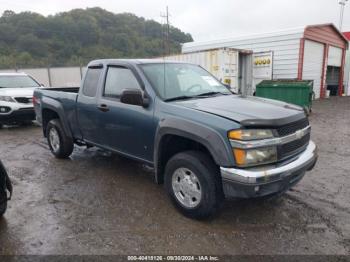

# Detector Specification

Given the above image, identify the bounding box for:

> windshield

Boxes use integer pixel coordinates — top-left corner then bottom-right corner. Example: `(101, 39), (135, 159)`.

(141, 63), (231, 101)
(0, 75), (40, 88)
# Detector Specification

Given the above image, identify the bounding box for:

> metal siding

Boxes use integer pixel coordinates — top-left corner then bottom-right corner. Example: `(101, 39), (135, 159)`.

(183, 31), (303, 81)
(182, 28), (305, 52)
(302, 40), (324, 99)
(328, 46), (343, 67)
(229, 38), (300, 80)
(338, 48), (346, 95)
(253, 51), (273, 88)
(238, 41), (300, 80)
(304, 25), (347, 49)
(345, 49), (350, 95)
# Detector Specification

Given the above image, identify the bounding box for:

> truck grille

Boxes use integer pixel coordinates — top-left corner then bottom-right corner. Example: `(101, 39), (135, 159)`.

(15, 97), (32, 104)
(279, 132), (310, 160)
(276, 118), (309, 136)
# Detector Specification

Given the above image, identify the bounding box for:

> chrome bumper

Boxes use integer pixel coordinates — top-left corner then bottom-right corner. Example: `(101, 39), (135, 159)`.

(220, 140), (318, 184)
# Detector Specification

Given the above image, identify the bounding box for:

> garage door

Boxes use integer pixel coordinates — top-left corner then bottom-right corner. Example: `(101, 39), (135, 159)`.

(302, 40), (324, 99)
(328, 46), (342, 67)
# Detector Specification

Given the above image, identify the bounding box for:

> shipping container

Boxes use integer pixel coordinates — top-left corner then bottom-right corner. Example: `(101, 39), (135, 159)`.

(159, 48), (254, 95)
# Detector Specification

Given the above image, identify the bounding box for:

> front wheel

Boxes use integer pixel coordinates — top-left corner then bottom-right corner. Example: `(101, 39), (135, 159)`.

(46, 119), (74, 159)
(164, 151), (223, 219)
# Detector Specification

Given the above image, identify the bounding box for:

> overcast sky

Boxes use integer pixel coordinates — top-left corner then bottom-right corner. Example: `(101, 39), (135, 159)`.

(0, 0), (349, 42)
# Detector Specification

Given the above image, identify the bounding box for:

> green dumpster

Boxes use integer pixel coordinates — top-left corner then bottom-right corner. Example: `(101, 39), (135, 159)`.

(256, 80), (314, 112)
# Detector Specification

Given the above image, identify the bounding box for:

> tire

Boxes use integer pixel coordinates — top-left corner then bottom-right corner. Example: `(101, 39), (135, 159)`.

(0, 200), (7, 217)
(164, 151), (223, 219)
(46, 119), (74, 158)
(0, 190), (7, 217)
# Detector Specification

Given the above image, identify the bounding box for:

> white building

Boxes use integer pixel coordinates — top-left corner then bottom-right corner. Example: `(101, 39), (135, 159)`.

(183, 24), (348, 99)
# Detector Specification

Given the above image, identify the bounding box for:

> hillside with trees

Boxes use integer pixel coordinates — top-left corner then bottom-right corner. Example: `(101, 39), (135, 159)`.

(0, 8), (193, 69)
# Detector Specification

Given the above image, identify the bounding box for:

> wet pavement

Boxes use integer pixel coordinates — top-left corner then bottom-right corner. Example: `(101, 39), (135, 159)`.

(0, 97), (349, 255)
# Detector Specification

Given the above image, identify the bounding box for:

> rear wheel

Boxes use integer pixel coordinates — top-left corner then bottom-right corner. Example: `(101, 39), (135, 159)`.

(164, 151), (223, 219)
(46, 119), (74, 158)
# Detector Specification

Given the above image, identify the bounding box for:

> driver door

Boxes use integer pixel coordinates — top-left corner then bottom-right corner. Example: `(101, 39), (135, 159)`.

(96, 65), (155, 162)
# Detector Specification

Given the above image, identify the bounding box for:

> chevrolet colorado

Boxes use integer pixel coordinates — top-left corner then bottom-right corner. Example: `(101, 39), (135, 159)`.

(33, 59), (318, 219)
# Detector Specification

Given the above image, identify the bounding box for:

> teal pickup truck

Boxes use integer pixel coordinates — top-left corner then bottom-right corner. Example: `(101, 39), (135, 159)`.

(33, 59), (318, 219)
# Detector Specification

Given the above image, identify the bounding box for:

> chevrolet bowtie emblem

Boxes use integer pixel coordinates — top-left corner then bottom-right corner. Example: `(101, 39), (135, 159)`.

(295, 130), (303, 139)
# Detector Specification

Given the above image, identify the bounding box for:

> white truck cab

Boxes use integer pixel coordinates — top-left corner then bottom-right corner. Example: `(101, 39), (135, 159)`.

(0, 73), (42, 127)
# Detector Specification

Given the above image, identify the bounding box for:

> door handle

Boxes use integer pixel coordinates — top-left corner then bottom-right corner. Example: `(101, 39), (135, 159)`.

(98, 104), (109, 112)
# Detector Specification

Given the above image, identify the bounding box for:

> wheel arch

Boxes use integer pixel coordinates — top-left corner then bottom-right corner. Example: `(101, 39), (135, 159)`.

(41, 97), (73, 138)
(154, 118), (233, 184)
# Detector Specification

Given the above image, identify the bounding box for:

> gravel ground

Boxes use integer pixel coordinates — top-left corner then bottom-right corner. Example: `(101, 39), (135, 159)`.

(0, 97), (349, 255)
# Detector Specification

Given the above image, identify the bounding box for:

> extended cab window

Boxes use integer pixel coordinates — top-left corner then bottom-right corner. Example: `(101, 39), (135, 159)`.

(104, 67), (141, 97)
(82, 68), (102, 97)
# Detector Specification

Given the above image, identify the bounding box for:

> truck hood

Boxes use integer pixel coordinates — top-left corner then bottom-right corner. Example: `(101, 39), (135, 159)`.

(175, 95), (305, 126)
(0, 87), (39, 97)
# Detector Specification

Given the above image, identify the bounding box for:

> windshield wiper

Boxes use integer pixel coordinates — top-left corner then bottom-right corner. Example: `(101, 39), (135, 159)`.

(195, 91), (230, 97)
(164, 96), (196, 102)
(164, 92), (231, 102)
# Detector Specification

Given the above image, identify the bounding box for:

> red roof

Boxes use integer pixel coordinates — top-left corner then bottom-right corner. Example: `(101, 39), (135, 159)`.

(343, 32), (350, 41)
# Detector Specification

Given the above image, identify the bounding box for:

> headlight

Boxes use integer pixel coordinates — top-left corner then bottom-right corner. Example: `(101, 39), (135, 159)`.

(228, 129), (274, 141)
(233, 147), (277, 167)
(228, 129), (277, 167)
(0, 106), (11, 113)
(0, 96), (16, 102)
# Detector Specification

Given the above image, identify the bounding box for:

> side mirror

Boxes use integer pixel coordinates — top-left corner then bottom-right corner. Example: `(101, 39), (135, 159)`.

(120, 89), (149, 107)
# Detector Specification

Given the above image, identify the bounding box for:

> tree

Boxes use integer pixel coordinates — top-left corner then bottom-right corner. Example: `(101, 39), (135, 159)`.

(0, 7), (193, 69)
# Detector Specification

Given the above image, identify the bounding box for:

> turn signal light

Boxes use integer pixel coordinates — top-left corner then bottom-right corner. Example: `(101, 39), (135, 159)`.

(233, 148), (246, 165)
(228, 130), (242, 140)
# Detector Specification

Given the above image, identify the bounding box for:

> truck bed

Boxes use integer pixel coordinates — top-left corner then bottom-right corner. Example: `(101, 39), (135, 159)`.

(33, 86), (81, 139)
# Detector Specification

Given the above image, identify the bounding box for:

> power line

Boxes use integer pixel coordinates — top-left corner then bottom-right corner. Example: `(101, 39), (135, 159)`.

(160, 6), (171, 56)
(339, 0), (348, 31)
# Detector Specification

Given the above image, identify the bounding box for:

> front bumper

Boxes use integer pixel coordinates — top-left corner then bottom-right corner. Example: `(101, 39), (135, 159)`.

(220, 141), (318, 198)
(0, 108), (35, 124)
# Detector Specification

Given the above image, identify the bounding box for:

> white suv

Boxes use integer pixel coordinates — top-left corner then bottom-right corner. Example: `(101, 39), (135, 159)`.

(0, 73), (42, 127)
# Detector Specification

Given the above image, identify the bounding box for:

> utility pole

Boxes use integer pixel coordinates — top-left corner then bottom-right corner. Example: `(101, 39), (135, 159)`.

(161, 6), (171, 56)
(339, 0), (348, 31)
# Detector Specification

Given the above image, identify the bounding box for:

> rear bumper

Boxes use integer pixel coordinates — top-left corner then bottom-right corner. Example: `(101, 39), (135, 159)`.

(220, 141), (318, 199)
(0, 108), (35, 124)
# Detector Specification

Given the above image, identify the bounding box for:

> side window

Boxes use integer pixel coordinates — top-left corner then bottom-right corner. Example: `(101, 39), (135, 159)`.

(82, 68), (102, 97)
(104, 67), (141, 97)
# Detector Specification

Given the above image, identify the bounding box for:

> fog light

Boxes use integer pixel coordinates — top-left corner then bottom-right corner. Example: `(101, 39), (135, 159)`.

(0, 106), (10, 113)
(254, 186), (260, 192)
